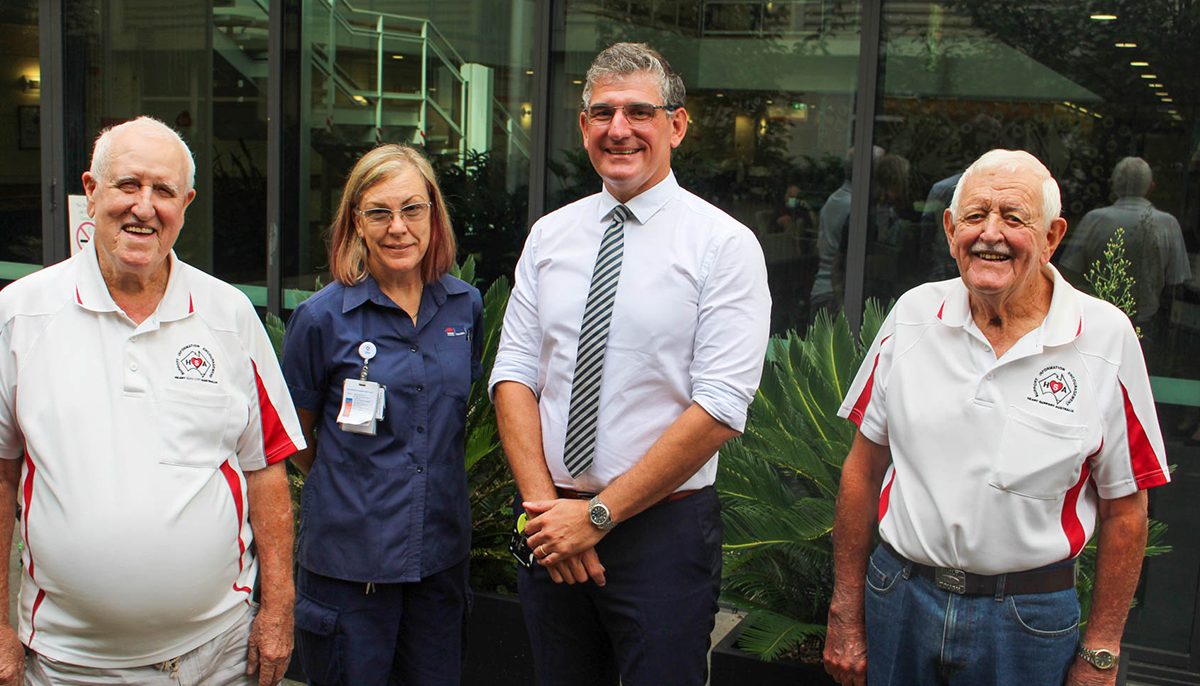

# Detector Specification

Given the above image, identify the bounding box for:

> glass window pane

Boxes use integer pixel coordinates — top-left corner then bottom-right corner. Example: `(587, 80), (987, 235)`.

(548, 0), (864, 334)
(290, 0), (535, 293)
(872, 0), (1200, 659)
(0, 0), (42, 270)
(61, 0), (270, 288)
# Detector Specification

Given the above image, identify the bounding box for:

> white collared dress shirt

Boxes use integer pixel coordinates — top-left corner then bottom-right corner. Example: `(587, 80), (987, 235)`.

(490, 173), (771, 493)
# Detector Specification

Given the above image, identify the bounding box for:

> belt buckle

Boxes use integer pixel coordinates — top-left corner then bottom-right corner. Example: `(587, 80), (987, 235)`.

(935, 567), (967, 594)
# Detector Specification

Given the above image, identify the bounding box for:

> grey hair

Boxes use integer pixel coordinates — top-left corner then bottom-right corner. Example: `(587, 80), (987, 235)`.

(90, 116), (196, 191)
(581, 42), (686, 109)
(949, 149), (1060, 229)
(1110, 156), (1152, 198)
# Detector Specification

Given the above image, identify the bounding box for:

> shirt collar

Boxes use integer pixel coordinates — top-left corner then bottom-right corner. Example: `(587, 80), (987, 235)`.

(74, 241), (192, 321)
(1113, 196), (1152, 210)
(340, 272), (467, 314)
(596, 171), (679, 225)
(935, 264), (1082, 345)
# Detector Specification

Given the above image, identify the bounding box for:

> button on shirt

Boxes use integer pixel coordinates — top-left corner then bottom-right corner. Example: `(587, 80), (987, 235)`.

(283, 274), (482, 582)
(839, 267), (1170, 574)
(489, 173), (771, 493)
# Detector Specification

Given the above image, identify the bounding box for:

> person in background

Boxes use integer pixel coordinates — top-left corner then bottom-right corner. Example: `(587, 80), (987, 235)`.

(0, 115), (304, 686)
(824, 149), (1169, 686)
(282, 144), (482, 686)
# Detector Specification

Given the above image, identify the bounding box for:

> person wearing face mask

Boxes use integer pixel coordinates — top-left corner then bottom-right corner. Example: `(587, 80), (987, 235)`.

(823, 150), (1170, 686)
(281, 144), (482, 686)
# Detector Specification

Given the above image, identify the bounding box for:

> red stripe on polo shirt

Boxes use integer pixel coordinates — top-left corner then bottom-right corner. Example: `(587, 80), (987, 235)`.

(848, 335), (891, 427)
(1061, 454), (1094, 558)
(877, 468), (896, 523)
(1075, 318), (1083, 337)
(219, 459), (253, 595)
(28, 588), (46, 645)
(1120, 382), (1168, 489)
(188, 294), (194, 314)
(74, 286), (82, 306)
(936, 301), (945, 320)
(21, 453), (36, 580)
(252, 360), (297, 465)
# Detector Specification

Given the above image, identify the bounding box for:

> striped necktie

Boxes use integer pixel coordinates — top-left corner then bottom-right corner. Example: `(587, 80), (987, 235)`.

(562, 204), (629, 477)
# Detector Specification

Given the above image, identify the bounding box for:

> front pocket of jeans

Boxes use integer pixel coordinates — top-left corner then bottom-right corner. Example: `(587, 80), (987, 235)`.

(1006, 589), (1080, 637)
(866, 553), (903, 594)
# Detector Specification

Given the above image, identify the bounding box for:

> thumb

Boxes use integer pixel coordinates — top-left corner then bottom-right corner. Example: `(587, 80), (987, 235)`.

(522, 500), (554, 515)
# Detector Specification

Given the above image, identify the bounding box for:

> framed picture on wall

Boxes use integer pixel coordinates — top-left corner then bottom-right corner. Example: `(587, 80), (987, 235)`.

(18, 105), (40, 150)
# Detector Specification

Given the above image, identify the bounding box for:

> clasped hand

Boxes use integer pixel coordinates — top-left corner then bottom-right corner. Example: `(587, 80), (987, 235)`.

(523, 498), (608, 586)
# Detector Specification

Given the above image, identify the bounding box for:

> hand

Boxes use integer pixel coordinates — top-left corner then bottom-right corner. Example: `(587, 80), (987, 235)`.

(0, 625), (22, 686)
(822, 605), (867, 686)
(522, 499), (607, 566)
(246, 604), (294, 686)
(542, 547), (606, 586)
(1066, 658), (1119, 685)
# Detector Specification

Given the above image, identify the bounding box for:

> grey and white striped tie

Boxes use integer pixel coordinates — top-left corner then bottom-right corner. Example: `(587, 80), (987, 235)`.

(562, 204), (629, 477)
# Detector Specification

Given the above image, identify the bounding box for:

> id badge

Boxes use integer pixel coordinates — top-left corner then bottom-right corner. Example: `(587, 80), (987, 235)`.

(509, 512), (535, 568)
(337, 378), (382, 435)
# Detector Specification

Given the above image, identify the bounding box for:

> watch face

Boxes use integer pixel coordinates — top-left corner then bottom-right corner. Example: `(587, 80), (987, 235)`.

(589, 504), (608, 526)
(1094, 652), (1115, 669)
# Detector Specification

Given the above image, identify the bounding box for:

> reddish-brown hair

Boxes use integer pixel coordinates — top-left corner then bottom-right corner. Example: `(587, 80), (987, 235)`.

(328, 144), (457, 285)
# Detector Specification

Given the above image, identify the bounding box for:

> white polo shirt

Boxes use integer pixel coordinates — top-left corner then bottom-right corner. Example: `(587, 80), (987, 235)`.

(840, 266), (1169, 575)
(0, 244), (305, 667)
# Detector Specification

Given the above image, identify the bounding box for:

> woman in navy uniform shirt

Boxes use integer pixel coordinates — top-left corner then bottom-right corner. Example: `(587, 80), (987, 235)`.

(282, 144), (482, 686)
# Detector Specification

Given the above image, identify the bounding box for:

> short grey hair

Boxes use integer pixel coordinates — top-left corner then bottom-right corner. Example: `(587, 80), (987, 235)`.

(581, 42), (686, 109)
(1110, 156), (1152, 198)
(90, 116), (196, 191)
(949, 149), (1061, 229)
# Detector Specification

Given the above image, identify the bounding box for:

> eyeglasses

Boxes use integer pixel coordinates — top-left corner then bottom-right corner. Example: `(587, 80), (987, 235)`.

(356, 202), (432, 227)
(583, 103), (676, 125)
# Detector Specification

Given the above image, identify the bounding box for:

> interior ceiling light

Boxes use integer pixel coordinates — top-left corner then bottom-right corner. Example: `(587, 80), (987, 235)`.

(1140, 74), (1157, 79)
(1130, 61), (1149, 67)
(525, 69), (534, 75)
(1162, 97), (1174, 102)
(1155, 91), (1169, 96)
(1148, 82), (1164, 88)
(1090, 13), (1118, 21)
(391, 55), (404, 60)
(1114, 42), (1137, 48)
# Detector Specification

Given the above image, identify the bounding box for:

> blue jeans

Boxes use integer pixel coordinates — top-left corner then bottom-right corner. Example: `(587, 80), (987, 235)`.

(864, 544), (1079, 685)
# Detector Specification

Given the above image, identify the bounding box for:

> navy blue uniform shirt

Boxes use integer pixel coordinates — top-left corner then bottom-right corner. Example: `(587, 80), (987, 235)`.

(282, 274), (482, 583)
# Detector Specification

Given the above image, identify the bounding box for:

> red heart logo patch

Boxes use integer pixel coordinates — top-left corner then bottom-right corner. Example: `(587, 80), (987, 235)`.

(1049, 380), (1063, 393)
(191, 357), (204, 369)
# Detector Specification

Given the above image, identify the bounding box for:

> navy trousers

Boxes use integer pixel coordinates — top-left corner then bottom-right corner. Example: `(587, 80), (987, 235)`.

(294, 558), (469, 686)
(517, 486), (723, 686)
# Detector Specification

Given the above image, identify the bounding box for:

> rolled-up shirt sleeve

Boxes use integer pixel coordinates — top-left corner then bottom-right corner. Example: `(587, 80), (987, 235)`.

(689, 228), (772, 432)
(489, 227), (543, 399)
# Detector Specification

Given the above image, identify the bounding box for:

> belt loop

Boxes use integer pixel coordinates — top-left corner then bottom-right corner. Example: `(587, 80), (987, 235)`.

(994, 573), (1006, 602)
(901, 560), (913, 580)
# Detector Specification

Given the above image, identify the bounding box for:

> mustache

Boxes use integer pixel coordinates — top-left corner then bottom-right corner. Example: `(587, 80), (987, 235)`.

(969, 241), (1011, 256)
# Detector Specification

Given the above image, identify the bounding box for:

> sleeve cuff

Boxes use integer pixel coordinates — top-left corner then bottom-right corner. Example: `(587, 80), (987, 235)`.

(488, 356), (540, 402)
(692, 382), (751, 433)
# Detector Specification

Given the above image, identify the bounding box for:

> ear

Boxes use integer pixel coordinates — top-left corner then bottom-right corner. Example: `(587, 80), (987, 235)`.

(1043, 217), (1068, 264)
(181, 187), (197, 212)
(942, 208), (958, 258)
(579, 110), (591, 151)
(669, 107), (688, 149)
(82, 171), (98, 218)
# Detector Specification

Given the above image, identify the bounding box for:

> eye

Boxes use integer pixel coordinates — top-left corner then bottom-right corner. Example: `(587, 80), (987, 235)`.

(1003, 214), (1028, 228)
(116, 180), (140, 193)
(362, 209), (394, 224)
(587, 105), (615, 123)
(962, 212), (986, 224)
(625, 104), (656, 122)
(400, 202), (430, 220)
(154, 185), (178, 199)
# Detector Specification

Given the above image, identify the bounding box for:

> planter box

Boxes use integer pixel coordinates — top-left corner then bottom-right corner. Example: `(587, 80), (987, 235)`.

(710, 619), (836, 686)
(464, 591), (536, 685)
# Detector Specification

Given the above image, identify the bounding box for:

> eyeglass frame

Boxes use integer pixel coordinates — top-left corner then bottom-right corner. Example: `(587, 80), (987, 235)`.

(582, 102), (680, 126)
(354, 201), (434, 226)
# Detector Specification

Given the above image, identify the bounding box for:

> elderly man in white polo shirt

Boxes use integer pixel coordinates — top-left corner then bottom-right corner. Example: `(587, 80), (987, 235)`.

(0, 116), (305, 686)
(823, 150), (1169, 686)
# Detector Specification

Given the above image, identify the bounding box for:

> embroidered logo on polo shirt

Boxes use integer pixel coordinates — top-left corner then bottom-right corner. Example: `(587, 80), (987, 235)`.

(1028, 365), (1077, 411)
(444, 326), (468, 337)
(175, 344), (217, 384)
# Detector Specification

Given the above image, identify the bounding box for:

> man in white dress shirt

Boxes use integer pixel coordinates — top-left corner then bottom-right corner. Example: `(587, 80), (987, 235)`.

(489, 43), (771, 686)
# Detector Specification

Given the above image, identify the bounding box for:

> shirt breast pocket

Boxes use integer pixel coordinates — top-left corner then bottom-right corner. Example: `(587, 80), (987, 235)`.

(989, 405), (1088, 500)
(157, 392), (234, 469)
(436, 333), (472, 400)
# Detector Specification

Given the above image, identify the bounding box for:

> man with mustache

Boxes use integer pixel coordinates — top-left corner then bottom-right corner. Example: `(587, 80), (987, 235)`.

(823, 150), (1169, 686)
(490, 43), (771, 685)
(0, 116), (305, 685)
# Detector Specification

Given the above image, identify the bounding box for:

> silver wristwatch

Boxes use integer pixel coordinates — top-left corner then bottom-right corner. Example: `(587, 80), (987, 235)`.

(587, 495), (616, 531)
(1077, 646), (1118, 670)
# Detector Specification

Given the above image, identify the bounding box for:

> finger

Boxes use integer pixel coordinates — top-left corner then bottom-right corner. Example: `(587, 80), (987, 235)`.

(566, 556), (588, 585)
(581, 551), (606, 586)
(260, 659), (284, 686)
(521, 500), (554, 516)
(546, 563), (564, 584)
(245, 641), (260, 676)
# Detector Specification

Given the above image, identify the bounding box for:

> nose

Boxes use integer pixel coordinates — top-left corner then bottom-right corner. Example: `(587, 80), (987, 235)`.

(978, 211), (1006, 240)
(607, 108), (633, 137)
(130, 185), (156, 221)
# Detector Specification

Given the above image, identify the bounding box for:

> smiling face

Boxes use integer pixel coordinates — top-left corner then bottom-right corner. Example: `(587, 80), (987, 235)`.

(355, 167), (431, 285)
(82, 123), (196, 284)
(943, 165), (1066, 305)
(579, 72), (688, 202)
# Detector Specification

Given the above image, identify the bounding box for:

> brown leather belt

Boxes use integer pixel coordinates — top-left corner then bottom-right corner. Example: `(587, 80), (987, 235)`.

(556, 487), (701, 505)
(882, 543), (1075, 596)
